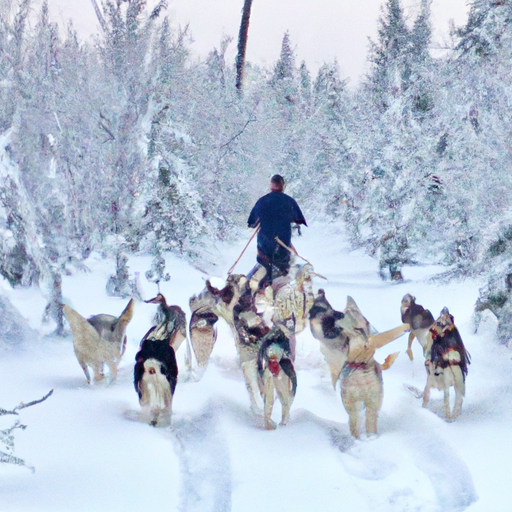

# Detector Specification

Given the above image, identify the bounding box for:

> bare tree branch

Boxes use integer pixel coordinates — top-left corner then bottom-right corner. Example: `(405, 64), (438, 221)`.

(220, 116), (256, 148)
(0, 389), (54, 417)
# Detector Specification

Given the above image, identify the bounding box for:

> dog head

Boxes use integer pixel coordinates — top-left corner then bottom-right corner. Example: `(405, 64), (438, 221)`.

(145, 293), (167, 306)
(430, 307), (455, 340)
(400, 293), (416, 322)
(309, 291), (370, 345)
(87, 298), (134, 345)
(309, 289), (333, 320)
(295, 263), (315, 288)
(206, 274), (248, 307)
(309, 290), (343, 340)
(401, 294), (434, 330)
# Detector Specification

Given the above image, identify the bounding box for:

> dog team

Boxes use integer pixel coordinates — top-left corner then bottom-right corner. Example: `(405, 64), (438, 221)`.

(63, 263), (471, 437)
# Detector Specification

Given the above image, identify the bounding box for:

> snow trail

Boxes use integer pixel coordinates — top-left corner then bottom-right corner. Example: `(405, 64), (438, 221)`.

(171, 400), (233, 512)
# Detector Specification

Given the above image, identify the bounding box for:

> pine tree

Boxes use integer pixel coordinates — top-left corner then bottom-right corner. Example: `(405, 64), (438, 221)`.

(271, 32), (297, 104)
(348, 0), (444, 280)
(366, 0), (410, 111)
(456, 0), (512, 57)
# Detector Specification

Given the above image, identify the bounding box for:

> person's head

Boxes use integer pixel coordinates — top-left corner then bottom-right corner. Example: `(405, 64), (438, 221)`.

(270, 174), (285, 192)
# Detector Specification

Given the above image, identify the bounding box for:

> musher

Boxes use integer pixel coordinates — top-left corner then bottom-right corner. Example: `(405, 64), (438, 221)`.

(247, 174), (307, 289)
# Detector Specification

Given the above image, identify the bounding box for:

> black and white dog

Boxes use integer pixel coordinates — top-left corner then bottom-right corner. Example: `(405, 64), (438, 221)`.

(257, 325), (297, 430)
(134, 324), (178, 426)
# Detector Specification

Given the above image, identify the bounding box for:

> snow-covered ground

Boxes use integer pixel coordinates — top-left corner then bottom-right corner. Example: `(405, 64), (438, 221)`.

(1, 220), (510, 512)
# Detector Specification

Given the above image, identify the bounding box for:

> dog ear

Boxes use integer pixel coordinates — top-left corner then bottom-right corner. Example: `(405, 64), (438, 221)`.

(63, 304), (102, 346)
(206, 280), (220, 296)
(117, 299), (134, 333)
(345, 296), (371, 336)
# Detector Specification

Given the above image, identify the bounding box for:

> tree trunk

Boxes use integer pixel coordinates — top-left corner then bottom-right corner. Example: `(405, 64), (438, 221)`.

(235, 0), (254, 91)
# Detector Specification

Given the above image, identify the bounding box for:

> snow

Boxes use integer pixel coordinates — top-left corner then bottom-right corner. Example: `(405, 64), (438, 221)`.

(1, 220), (511, 512)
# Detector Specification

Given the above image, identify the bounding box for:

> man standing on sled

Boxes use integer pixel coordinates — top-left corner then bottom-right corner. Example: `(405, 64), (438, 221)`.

(247, 174), (307, 288)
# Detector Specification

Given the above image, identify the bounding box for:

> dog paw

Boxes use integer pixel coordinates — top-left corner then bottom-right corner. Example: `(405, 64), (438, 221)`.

(264, 419), (277, 430)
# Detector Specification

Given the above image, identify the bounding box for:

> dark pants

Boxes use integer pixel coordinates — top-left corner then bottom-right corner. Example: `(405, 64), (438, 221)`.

(254, 246), (291, 288)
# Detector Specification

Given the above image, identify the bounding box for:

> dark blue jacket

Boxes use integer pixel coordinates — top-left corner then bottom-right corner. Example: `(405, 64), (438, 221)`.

(247, 191), (307, 257)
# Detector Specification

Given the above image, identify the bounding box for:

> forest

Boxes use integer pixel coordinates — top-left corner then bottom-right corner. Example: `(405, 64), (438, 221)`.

(1, 0), (512, 339)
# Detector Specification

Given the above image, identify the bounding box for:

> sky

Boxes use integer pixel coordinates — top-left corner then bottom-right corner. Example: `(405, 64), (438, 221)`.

(34, 0), (470, 84)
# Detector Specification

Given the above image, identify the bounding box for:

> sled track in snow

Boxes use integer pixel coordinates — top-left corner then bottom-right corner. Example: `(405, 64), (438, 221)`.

(410, 433), (478, 512)
(171, 400), (233, 512)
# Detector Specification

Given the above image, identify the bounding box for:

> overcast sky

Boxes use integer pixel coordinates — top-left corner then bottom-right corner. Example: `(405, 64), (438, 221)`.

(37, 0), (469, 84)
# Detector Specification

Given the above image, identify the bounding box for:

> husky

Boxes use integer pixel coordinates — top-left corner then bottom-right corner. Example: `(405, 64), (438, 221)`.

(189, 290), (219, 368)
(189, 268), (314, 416)
(63, 300), (134, 384)
(210, 274), (271, 413)
(134, 326), (178, 427)
(309, 289), (351, 389)
(423, 308), (470, 421)
(145, 294), (187, 352)
(257, 326), (297, 430)
(309, 290), (407, 438)
(272, 263), (316, 333)
(400, 293), (435, 360)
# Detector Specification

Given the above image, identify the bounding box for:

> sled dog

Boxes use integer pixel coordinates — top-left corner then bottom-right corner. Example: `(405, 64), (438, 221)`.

(257, 325), (297, 430)
(309, 290), (407, 438)
(207, 274), (272, 413)
(189, 269), (313, 416)
(400, 293), (435, 360)
(63, 300), (134, 384)
(134, 325), (178, 426)
(423, 308), (470, 421)
(189, 286), (220, 368)
(272, 263), (316, 334)
(145, 293), (187, 352)
(191, 274), (272, 413)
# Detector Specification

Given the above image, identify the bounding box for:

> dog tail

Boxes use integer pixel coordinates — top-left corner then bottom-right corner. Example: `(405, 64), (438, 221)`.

(381, 351), (400, 370)
(139, 358), (173, 410)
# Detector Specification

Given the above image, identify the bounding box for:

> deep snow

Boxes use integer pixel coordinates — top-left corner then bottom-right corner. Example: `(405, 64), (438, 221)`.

(1, 220), (510, 512)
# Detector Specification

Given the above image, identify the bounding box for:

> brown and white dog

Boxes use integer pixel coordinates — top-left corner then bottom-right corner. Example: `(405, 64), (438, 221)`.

(145, 293), (187, 353)
(310, 290), (407, 438)
(423, 308), (470, 421)
(63, 300), (134, 384)
(210, 274), (272, 413)
(257, 325), (297, 430)
(272, 263), (316, 334)
(189, 287), (219, 368)
(134, 324), (178, 426)
(190, 274), (273, 413)
(400, 293), (435, 360)
(189, 270), (312, 421)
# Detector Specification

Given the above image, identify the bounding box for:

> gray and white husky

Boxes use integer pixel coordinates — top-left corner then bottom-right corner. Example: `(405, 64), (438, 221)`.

(63, 299), (134, 384)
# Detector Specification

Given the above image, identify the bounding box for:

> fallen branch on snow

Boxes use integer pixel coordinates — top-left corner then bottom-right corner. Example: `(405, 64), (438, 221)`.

(0, 389), (54, 416)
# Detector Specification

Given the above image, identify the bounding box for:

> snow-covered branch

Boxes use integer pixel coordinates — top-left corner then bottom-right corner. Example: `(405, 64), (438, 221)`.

(1, 390), (53, 472)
